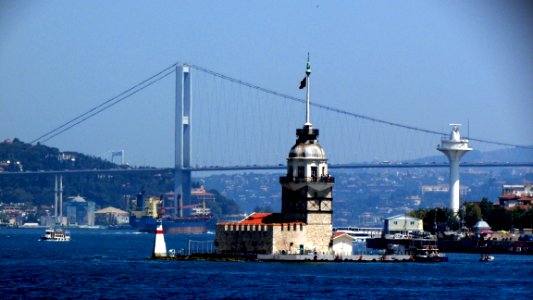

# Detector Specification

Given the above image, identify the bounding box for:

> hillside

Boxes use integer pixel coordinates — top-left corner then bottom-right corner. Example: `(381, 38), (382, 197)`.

(0, 139), (242, 218)
(0, 138), (117, 172)
(407, 146), (533, 164)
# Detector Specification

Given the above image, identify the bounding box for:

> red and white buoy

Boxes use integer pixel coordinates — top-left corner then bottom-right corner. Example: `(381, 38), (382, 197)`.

(152, 218), (167, 258)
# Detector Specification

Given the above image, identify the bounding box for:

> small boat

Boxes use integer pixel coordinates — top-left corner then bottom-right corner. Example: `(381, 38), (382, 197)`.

(412, 246), (448, 262)
(39, 227), (71, 242)
(479, 254), (494, 262)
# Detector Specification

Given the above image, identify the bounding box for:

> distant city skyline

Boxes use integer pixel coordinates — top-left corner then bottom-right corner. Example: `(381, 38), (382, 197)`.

(1, 1), (532, 167)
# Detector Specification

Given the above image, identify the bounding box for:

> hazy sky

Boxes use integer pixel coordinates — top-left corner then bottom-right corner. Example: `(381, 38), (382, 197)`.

(1, 1), (532, 167)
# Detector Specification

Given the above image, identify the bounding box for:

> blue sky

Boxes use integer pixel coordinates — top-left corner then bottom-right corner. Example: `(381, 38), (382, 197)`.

(1, 1), (532, 167)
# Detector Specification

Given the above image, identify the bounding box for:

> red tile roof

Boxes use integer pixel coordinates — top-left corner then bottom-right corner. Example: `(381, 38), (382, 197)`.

(499, 194), (533, 202)
(332, 232), (346, 238)
(332, 232), (356, 240)
(239, 213), (272, 225)
(217, 212), (305, 226)
(499, 194), (518, 200)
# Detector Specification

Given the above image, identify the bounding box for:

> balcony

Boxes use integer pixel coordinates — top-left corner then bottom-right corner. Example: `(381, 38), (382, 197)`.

(279, 175), (335, 184)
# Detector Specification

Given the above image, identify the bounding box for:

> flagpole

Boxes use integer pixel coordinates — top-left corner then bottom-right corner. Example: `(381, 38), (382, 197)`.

(305, 54), (311, 126)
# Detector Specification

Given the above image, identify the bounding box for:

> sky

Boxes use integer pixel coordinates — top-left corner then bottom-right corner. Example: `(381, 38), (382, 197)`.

(1, 1), (532, 167)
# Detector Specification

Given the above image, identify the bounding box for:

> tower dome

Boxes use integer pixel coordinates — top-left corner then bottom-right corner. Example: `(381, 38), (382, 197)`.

(289, 140), (327, 159)
(288, 126), (327, 160)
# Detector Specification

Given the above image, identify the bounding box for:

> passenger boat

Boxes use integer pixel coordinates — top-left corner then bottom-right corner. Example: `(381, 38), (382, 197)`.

(39, 227), (71, 242)
(412, 246), (448, 262)
(479, 254), (494, 262)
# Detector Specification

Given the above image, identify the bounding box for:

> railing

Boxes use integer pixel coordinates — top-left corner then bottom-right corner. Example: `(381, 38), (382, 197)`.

(279, 176), (335, 184)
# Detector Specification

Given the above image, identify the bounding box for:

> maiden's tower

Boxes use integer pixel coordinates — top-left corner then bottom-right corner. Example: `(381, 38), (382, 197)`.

(215, 57), (335, 255)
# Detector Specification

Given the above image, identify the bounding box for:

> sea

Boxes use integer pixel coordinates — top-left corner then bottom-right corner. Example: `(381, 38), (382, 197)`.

(1, 228), (532, 300)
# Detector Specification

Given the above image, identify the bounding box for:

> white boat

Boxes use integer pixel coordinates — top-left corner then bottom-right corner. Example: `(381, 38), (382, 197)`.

(479, 254), (494, 262)
(39, 227), (71, 242)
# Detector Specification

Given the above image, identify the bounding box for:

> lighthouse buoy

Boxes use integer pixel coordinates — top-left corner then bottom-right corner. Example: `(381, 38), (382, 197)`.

(152, 218), (167, 258)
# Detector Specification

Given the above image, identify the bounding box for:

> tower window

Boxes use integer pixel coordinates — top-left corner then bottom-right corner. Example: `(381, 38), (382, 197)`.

(297, 167), (304, 178)
(311, 167), (317, 178)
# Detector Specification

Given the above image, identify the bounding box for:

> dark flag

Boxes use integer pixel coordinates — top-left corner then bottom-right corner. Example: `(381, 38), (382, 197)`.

(299, 77), (306, 89)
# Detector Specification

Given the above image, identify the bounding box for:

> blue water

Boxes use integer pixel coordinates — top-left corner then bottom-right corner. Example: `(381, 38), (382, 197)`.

(1, 229), (532, 299)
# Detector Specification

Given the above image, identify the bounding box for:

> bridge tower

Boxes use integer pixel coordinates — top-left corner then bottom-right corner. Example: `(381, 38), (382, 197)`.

(437, 124), (472, 214)
(174, 64), (192, 218)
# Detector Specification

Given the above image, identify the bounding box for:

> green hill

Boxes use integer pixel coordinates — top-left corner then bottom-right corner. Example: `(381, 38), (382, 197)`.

(0, 139), (241, 218)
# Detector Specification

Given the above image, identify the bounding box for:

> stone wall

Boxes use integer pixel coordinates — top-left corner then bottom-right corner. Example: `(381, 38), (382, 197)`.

(304, 223), (332, 254)
(215, 224), (274, 254)
(272, 223), (308, 254)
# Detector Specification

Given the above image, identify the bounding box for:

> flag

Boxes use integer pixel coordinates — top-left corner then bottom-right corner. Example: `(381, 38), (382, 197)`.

(299, 77), (306, 89)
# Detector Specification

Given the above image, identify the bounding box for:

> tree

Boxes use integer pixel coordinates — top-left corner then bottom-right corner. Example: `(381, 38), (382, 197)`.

(409, 207), (459, 233)
(479, 198), (493, 220)
(513, 208), (533, 230)
(464, 203), (482, 228)
(408, 208), (427, 220)
(487, 206), (512, 231)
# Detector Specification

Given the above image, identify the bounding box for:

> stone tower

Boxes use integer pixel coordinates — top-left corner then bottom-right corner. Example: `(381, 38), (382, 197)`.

(279, 55), (335, 252)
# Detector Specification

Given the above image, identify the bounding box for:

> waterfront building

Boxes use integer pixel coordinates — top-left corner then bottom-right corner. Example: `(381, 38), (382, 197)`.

(332, 232), (356, 257)
(382, 215), (423, 237)
(65, 195), (95, 226)
(94, 206), (129, 226)
(498, 184), (533, 209)
(215, 58), (335, 255)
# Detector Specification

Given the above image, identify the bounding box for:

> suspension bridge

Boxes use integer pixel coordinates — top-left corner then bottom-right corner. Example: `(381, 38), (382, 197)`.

(2, 63), (532, 216)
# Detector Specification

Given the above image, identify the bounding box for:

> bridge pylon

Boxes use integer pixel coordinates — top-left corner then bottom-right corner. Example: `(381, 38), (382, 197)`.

(174, 64), (192, 218)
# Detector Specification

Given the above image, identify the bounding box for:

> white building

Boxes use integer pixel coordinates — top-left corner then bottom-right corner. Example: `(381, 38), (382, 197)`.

(332, 232), (356, 257)
(383, 215), (424, 237)
(65, 195), (95, 226)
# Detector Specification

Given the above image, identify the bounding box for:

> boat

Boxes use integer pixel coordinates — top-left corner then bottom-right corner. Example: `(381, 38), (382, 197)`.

(130, 214), (216, 234)
(479, 254), (495, 262)
(412, 246), (448, 262)
(39, 227), (71, 242)
(129, 193), (216, 234)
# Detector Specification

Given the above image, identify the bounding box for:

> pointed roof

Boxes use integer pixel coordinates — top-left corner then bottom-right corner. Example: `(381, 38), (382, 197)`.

(332, 231), (356, 240)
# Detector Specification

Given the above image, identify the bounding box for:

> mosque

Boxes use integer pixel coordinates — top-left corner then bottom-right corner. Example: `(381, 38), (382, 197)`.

(215, 59), (335, 255)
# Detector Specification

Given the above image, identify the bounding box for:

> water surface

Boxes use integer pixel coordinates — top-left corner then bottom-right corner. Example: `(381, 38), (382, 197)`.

(1, 228), (532, 299)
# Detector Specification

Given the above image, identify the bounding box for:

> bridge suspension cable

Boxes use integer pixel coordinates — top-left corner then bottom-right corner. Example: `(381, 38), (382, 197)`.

(189, 63), (533, 151)
(30, 63), (178, 145)
(29, 61), (532, 152)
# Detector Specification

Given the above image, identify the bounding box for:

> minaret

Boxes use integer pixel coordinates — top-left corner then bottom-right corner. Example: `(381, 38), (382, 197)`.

(279, 55), (334, 253)
(437, 124), (472, 214)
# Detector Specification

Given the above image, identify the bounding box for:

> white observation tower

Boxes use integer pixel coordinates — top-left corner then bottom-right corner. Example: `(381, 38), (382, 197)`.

(437, 124), (472, 214)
